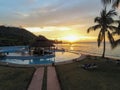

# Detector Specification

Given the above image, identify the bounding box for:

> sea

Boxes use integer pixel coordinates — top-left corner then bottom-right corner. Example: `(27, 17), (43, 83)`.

(55, 42), (120, 59)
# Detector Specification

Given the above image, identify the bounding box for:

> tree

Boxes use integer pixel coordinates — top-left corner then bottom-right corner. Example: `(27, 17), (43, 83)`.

(101, 0), (120, 7)
(101, 0), (120, 48)
(112, 17), (120, 46)
(113, 17), (120, 35)
(87, 8), (117, 58)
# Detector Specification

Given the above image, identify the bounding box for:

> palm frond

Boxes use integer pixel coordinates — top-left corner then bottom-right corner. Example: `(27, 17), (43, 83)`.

(114, 39), (120, 46)
(94, 17), (101, 23)
(117, 23), (120, 35)
(106, 9), (117, 17)
(112, 22), (120, 35)
(101, 0), (112, 5)
(97, 30), (104, 47)
(112, 29), (120, 35)
(113, 0), (120, 7)
(101, 8), (106, 18)
(106, 17), (114, 24)
(113, 20), (120, 24)
(107, 31), (115, 48)
(101, 0), (120, 8)
(107, 25), (118, 31)
(87, 25), (101, 33)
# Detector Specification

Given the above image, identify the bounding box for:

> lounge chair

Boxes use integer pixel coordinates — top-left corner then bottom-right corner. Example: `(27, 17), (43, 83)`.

(81, 63), (97, 70)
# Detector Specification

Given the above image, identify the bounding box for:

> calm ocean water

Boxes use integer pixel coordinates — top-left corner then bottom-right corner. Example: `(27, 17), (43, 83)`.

(56, 42), (120, 59)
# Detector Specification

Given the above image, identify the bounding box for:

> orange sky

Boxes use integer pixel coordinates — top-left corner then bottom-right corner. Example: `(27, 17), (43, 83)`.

(25, 26), (97, 42)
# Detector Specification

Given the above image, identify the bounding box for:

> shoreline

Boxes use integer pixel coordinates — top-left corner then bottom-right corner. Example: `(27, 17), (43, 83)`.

(56, 43), (120, 60)
(79, 51), (120, 60)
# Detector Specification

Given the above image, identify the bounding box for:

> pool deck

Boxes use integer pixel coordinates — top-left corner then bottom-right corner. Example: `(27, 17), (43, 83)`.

(55, 54), (86, 65)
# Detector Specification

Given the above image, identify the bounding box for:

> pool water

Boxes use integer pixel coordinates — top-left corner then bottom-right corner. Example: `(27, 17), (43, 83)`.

(0, 52), (80, 65)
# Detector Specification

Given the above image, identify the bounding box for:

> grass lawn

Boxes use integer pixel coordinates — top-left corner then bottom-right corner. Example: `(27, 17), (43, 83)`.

(56, 56), (120, 90)
(0, 66), (35, 90)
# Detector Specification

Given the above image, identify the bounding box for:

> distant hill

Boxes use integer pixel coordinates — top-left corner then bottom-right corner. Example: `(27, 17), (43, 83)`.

(0, 25), (37, 46)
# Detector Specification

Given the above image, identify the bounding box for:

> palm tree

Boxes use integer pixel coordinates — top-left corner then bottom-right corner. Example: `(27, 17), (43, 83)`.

(112, 17), (120, 46)
(113, 17), (120, 35)
(101, 0), (120, 52)
(87, 8), (117, 58)
(101, 0), (120, 7)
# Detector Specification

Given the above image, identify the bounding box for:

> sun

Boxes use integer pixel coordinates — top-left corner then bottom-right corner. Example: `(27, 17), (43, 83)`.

(62, 35), (79, 42)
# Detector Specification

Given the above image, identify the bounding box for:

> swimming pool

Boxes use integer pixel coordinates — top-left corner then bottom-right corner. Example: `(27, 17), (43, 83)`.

(0, 46), (80, 65)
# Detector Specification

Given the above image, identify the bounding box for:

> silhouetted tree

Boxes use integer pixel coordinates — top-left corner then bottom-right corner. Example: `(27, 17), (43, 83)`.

(101, 0), (120, 7)
(87, 8), (117, 58)
(101, 0), (120, 48)
(112, 17), (120, 46)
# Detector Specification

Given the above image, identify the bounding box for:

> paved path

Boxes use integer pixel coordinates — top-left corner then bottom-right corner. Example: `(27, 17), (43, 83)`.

(28, 67), (44, 90)
(28, 54), (85, 90)
(47, 66), (61, 90)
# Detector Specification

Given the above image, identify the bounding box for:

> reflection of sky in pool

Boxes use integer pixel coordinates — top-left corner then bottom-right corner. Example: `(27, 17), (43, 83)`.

(0, 52), (80, 65)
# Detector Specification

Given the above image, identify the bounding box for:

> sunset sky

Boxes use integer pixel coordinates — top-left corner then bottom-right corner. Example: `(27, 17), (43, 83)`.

(0, 0), (106, 42)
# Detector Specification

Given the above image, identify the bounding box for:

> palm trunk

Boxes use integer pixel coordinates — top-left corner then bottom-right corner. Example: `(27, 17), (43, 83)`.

(102, 32), (106, 58)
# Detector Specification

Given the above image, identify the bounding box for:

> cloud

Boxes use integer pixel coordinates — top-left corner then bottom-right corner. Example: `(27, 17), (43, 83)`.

(26, 26), (72, 33)
(0, 0), (102, 27)
(14, 12), (30, 17)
